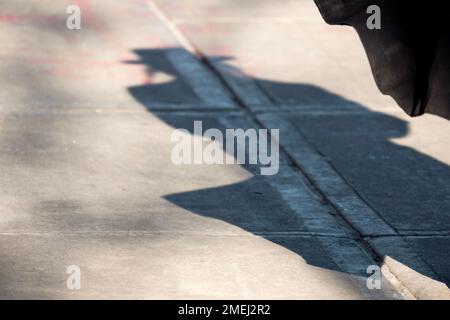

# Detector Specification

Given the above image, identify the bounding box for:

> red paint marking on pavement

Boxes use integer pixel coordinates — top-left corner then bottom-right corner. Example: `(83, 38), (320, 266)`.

(0, 15), (59, 23)
(206, 44), (233, 57)
(25, 57), (122, 67)
(71, 0), (127, 58)
(70, 0), (174, 81)
(141, 72), (153, 85)
(0, 15), (22, 22)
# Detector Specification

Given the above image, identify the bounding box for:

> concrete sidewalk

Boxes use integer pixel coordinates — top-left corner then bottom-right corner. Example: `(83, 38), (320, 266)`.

(150, 0), (450, 299)
(0, 0), (446, 299)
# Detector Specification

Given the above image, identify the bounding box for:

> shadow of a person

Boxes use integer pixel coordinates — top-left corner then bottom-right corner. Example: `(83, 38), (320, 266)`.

(126, 48), (450, 286)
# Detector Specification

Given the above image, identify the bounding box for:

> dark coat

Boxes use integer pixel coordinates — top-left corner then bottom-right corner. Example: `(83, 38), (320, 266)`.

(314, 0), (450, 119)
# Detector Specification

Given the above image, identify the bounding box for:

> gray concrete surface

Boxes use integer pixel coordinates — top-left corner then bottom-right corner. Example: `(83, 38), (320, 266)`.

(151, 0), (450, 298)
(0, 0), (447, 299)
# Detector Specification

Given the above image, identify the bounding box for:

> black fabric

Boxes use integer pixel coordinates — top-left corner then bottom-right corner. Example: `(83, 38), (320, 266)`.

(314, 0), (373, 24)
(314, 0), (450, 119)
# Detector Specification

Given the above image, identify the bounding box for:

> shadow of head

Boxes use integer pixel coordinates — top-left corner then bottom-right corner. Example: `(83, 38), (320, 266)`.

(125, 47), (407, 139)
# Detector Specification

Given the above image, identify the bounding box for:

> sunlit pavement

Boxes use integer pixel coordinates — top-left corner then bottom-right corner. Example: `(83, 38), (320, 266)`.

(0, 0), (448, 299)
